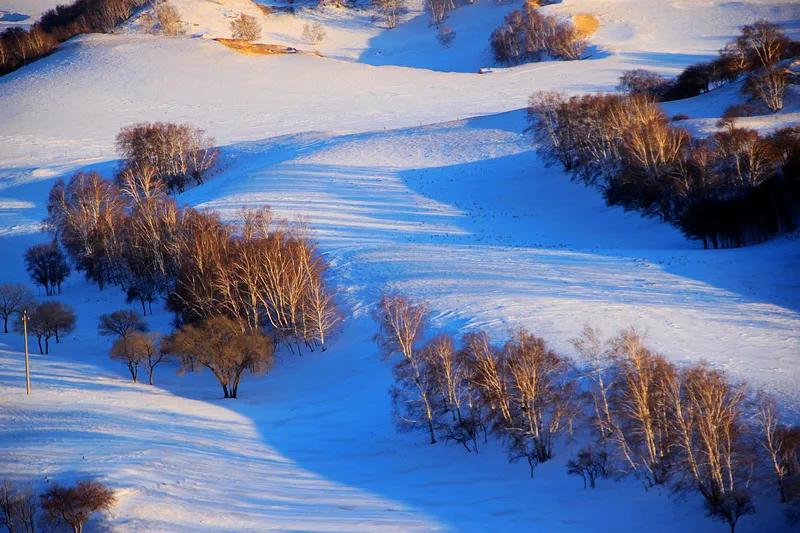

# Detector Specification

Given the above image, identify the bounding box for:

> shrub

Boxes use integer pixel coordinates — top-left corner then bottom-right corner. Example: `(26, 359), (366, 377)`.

(720, 103), (758, 125)
(164, 316), (274, 398)
(24, 241), (70, 296)
(436, 25), (455, 48)
(230, 13), (261, 42)
(41, 480), (115, 533)
(154, 2), (184, 37)
(302, 22), (326, 45)
(0, 284), (34, 334)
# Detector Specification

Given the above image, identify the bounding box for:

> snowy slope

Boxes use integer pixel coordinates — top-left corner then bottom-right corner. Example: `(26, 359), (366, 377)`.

(1, 0), (799, 531)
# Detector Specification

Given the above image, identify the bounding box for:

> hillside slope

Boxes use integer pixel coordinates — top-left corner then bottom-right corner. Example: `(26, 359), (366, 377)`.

(0, 0), (799, 531)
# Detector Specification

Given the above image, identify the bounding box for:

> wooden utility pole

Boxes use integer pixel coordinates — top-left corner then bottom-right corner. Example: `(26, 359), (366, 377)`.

(23, 309), (30, 395)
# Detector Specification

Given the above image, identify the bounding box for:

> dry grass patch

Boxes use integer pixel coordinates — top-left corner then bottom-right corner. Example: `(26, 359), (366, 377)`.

(215, 38), (319, 56)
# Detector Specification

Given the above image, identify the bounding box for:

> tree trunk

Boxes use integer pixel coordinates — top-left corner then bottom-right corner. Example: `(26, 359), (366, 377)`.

(148, 368), (154, 385)
(37, 335), (43, 355)
(2, 314), (8, 333)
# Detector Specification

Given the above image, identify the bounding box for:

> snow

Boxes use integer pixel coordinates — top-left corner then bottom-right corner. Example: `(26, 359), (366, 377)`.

(1, 0), (799, 531)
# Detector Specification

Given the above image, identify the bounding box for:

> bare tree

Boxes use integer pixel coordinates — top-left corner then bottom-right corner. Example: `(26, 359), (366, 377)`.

(608, 329), (677, 486)
(427, 0), (455, 27)
(425, 333), (479, 451)
(46, 172), (126, 290)
(41, 480), (115, 533)
(667, 364), (755, 533)
(571, 325), (615, 440)
(374, 0), (404, 29)
(618, 69), (670, 97)
(15, 301), (76, 354)
(744, 67), (787, 112)
(0, 284), (33, 334)
(735, 20), (790, 69)
(501, 329), (575, 475)
(374, 293), (436, 443)
(567, 446), (609, 489)
(24, 242), (70, 296)
(110, 331), (159, 383)
(757, 393), (800, 503)
(116, 123), (218, 193)
(164, 316), (274, 398)
(0, 481), (36, 533)
(491, 5), (587, 64)
(713, 126), (779, 188)
(230, 13), (261, 42)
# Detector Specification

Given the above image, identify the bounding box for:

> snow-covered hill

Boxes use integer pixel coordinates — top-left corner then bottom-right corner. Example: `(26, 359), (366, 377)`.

(1, 0), (799, 531)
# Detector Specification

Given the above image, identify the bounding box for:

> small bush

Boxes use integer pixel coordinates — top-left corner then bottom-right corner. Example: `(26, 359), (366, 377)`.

(302, 22), (326, 45)
(41, 480), (115, 533)
(155, 2), (184, 37)
(671, 114), (690, 121)
(231, 13), (261, 42)
(436, 26), (455, 48)
(719, 103), (758, 126)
